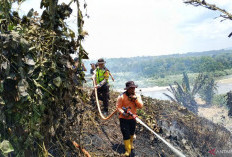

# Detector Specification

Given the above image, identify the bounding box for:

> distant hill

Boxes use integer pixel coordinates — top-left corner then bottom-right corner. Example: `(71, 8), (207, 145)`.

(83, 49), (232, 88)
(84, 49), (232, 79)
(171, 49), (232, 58)
(89, 48), (230, 66)
(85, 49), (232, 65)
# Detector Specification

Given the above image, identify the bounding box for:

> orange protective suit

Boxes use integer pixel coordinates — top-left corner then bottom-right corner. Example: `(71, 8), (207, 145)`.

(116, 92), (143, 119)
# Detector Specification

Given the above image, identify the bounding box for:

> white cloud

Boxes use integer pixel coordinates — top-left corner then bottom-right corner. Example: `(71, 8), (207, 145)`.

(12, 0), (232, 59)
(81, 0), (232, 59)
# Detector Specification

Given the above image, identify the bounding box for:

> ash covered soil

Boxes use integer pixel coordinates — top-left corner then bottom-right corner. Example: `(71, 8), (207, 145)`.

(72, 88), (232, 157)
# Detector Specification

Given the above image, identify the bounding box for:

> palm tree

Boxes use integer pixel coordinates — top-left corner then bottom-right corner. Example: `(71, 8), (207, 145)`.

(164, 72), (207, 114)
(198, 76), (217, 105)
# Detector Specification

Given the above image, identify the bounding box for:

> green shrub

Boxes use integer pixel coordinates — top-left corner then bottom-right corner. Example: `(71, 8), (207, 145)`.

(212, 94), (227, 107)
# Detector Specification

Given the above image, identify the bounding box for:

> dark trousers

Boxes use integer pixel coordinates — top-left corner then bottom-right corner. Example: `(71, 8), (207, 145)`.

(97, 84), (109, 112)
(119, 118), (136, 140)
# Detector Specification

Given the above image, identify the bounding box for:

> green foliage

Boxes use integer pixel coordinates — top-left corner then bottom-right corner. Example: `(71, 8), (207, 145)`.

(164, 73), (207, 114)
(198, 75), (217, 105)
(0, 0), (88, 156)
(86, 50), (232, 79)
(226, 91), (232, 116)
(85, 51), (232, 89)
(182, 72), (190, 91)
(212, 94), (227, 107)
(137, 109), (147, 118)
(0, 140), (14, 157)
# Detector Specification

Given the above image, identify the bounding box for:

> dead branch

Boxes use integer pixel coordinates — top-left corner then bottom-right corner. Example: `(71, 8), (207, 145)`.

(184, 0), (232, 20)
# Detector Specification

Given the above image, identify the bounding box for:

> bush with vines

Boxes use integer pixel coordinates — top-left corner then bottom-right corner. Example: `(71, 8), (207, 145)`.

(0, 0), (89, 156)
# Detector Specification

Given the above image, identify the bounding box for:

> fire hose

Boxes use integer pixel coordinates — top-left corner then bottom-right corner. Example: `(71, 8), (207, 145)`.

(71, 79), (117, 156)
(93, 79), (117, 120)
(123, 107), (186, 157)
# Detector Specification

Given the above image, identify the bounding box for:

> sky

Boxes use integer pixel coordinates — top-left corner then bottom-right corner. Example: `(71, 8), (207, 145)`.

(13, 0), (232, 60)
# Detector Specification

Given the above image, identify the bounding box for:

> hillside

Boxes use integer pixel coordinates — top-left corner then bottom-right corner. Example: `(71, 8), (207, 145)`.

(159, 49), (232, 58)
(70, 88), (232, 157)
(84, 49), (232, 75)
(84, 49), (232, 89)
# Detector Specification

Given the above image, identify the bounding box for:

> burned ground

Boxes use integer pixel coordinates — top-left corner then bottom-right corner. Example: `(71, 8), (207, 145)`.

(66, 88), (232, 157)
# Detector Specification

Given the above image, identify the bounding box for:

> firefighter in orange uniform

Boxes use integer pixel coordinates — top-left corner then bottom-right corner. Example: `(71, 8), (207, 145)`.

(116, 81), (143, 156)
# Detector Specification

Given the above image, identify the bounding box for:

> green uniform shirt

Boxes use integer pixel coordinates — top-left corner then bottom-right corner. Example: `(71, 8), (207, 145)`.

(96, 67), (109, 84)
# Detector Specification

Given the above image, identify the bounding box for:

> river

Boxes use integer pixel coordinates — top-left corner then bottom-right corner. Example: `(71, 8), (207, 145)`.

(138, 78), (232, 100)
(86, 74), (232, 100)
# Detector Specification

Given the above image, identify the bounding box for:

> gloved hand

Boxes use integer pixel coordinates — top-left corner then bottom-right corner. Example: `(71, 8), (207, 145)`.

(128, 111), (137, 119)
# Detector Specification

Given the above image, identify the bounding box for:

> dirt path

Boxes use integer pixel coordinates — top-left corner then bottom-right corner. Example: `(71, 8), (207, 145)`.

(217, 77), (232, 84)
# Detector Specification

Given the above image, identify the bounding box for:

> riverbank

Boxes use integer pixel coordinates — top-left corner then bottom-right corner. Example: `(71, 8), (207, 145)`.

(133, 74), (232, 100)
(217, 77), (232, 84)
(85, 72), (232, 102)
